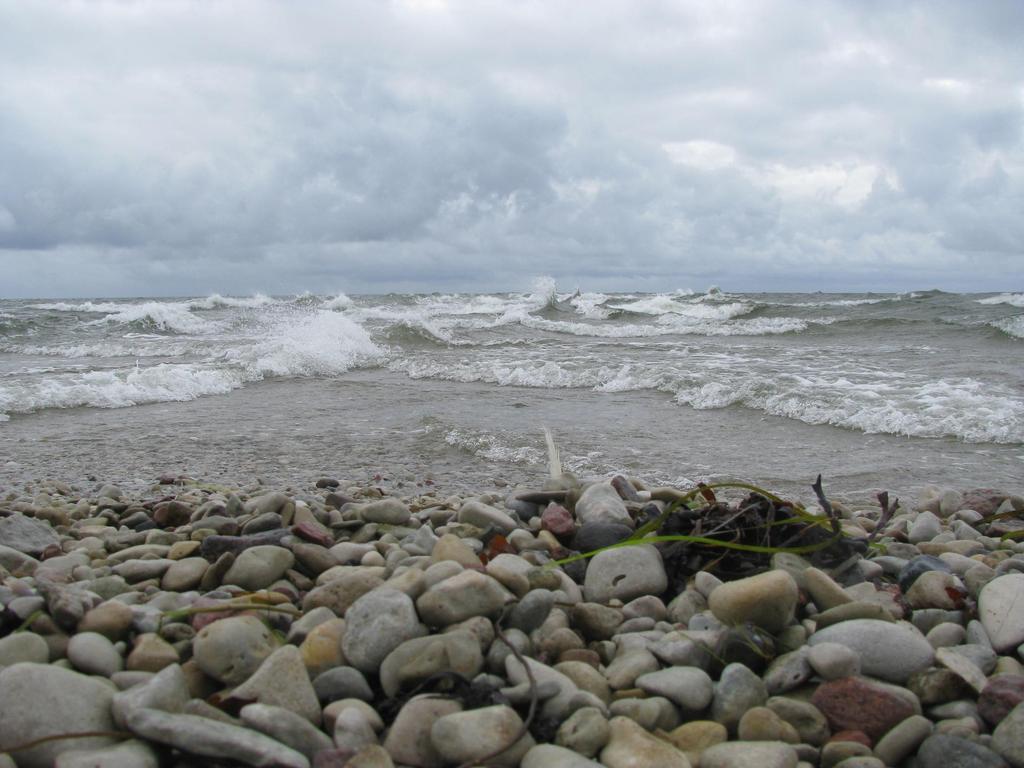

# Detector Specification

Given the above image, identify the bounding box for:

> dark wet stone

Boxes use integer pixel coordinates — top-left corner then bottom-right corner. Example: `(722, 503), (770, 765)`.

(324, 492), (354, 510)
(198, 552), (235, 591)
(200, 529), (290, 560)
(611, 475), (642, 502)
(315, 478), (340, 489)
(571, 522), (633, 553)
(120, 511), (153, 530)
(241, 512), (285, 535)
(917, 733), (1009, 768)
(515, 490), (569, 504)
(898, 555), (953, 593)
(714, 623), (776, 675)
(153, 500), (193, 527)
(192, 515), (240, 536)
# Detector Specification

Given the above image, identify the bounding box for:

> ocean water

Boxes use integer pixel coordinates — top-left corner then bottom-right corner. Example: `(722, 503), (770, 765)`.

(1, 279), (1022, 504)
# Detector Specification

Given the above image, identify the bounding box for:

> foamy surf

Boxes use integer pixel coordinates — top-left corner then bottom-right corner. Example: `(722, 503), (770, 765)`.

(978, 293), (1024, 307)
(1, 283), (1021, 447)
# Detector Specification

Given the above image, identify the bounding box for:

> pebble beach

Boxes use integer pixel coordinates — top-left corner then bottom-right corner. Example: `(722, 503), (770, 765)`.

(2, 468), (1024, 768)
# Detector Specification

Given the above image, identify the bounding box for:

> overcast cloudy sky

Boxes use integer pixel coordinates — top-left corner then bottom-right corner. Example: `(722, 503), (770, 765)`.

(1, 0), (1022, 297)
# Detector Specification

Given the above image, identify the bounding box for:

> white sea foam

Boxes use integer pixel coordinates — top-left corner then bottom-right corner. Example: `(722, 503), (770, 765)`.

(33, 301), (126, 312)
(786, 298), (887, 307)
(992, 316), (1024, 339)
(493, 309), (809, 338)
(673, 372), (1024, 444)
(92, 302), (216, 334)
(188, 293), (279, 310)
(443, 426), (600, 474)
(569, 292), (611, 318)
(10, 340), (194, 358)
(323, 292), (354, 310)
(235, 310), (384, 377)
(527, 275), (558, 308)
(609, 296), (751, 320)
(978, 293), (1024, 307)
(443, 427), (547, 465)
(0, 363), (244, 420)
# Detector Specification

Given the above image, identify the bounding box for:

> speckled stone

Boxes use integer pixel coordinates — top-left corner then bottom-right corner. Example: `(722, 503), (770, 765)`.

(583, 545), (667, 604)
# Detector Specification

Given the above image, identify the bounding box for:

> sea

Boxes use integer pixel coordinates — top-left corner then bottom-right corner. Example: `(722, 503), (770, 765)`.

(1, 279), (1022, 506)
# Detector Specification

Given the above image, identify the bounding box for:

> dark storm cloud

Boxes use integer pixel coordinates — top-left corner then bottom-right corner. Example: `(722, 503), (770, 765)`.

(0, 0), (1021, 297)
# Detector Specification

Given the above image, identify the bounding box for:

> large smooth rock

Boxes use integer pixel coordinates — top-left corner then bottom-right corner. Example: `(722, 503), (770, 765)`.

(192, 615), (278, 685)
(303, 570), (386, 616)
(384, 694), (463, 768)
(917, 733), (1009, 768)
(711, 662), (768, 733)
(111, 663), (190, 728)
(299, 617), (347, 676)
(600, 716), (691, 768)
(124, 708), (309, 768)
(416, 570), (515, 626)
(358, 498), (411, 525)
(226, 645), (321, 724)
(700, 741), (798, 768)
(980, 574), (1024, 653)
(575, 482), (633, 528)
(708, 570), (798, 634)
(222, 545), (295, 591)
(0, 663), (118, 768)
(0, 514), (60, 556)
(379, 631), (483, 697)
(636, 667), (713, 711)
(521, 744), (603, 767)
(67, 631), (123, 677)
(342, 588), (426, 673)
(0, 544), (38, 574)
(0, 632), (50, 666)
(161, 557), (209, 591)
(431, 705), (535, 767)
(993, 701), (1024, 768)
(458, 500), (519, 533)
(240, 703), (333, 761)
(808, 619), (934, 683)
(54, 740), (160, 768)
(583, 545), (667, 603)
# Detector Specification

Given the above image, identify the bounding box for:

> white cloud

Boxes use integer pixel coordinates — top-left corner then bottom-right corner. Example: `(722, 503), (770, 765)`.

(663, 141), (739, 171)
(758, 162), (896, 210)
(0, 0), (1021, 296)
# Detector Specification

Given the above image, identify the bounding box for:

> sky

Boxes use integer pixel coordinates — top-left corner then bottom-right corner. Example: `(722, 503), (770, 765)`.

(0, 0), (1022, 298)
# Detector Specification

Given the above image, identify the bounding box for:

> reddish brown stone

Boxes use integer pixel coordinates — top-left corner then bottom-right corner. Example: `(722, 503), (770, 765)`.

(961, 489), (1011, 516)
(830, 730), (874, 748)
(541, 503), (575, 538)
(811, 677), (916, 742)
(979, 675), (1024, 726)
(153, 499), (193, 527)
(292, 521), (334, 548)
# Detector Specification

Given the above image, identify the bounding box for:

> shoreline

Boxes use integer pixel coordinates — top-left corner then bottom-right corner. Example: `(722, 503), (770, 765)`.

(3, 369), (1022, 511)
(1, 471), (1023, 767)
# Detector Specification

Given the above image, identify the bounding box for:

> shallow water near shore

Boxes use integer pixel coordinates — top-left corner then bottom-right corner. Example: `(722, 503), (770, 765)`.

(1, 283), (1022, 502)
